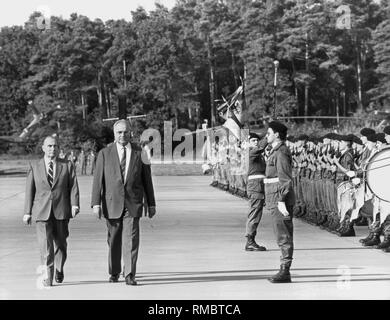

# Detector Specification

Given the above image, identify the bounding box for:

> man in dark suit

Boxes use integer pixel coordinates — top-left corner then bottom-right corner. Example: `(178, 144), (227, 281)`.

(24, 135), (80, 287)
(91, 119), (156, 286)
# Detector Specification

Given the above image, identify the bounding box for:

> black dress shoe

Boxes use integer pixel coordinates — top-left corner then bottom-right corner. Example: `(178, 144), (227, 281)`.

(109, 274), (119, 283)
(125, 275), (137, 286)
(55, 270), (64, 283)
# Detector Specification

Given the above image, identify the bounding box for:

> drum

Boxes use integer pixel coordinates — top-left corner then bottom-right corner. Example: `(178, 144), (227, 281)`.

(365, 146), (390, 203)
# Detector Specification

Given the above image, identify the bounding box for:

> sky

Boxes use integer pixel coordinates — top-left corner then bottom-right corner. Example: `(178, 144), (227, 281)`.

(0, 0), (178, 28)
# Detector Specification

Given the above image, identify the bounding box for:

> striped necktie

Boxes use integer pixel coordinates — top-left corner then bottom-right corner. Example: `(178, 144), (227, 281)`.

(120, 147), (126, 182)
(48, 161), (54, 187)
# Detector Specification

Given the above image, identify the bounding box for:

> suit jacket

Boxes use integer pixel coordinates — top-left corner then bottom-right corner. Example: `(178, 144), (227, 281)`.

(24, 158), (80, 221)
(91, 142), (156, 219)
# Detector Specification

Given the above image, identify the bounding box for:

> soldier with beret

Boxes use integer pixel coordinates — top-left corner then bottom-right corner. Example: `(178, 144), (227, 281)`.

(244, 132), (268, 251)
(293, 134), (309, 220)
(264, 121), (295, 283)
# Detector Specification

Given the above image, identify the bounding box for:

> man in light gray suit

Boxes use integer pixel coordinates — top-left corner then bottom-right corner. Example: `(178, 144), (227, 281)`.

(91, 120), (156, 286)
(24, 135), (80, 286)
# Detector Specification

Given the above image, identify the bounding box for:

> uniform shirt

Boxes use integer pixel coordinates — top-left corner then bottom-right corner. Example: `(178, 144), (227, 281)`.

(264, 141), (295, 205)
(247, 141), (267, 197)
(359, 146), (372, 167)
(247, 146), (266, 176)
(338, 148), (354, 171)
(336, 148), (354, 182)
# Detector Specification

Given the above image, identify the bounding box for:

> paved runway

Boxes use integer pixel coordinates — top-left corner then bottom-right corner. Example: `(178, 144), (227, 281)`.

(1, 175), (390, 300)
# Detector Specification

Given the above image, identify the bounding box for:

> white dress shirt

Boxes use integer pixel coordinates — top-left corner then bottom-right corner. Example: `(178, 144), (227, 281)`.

(116, 142), (131, 182)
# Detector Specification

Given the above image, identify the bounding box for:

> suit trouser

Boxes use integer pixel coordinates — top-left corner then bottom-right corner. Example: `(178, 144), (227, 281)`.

(246, 194), (264, 237)
(106, 211), (140, 278)
(36, 214), (69, 283)
(270, 205), (294, 267)
(122, 212), (140, 278)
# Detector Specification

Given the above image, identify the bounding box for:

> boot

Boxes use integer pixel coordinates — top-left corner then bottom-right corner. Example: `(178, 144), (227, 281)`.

(268, 265), (291, 283)
(338, 222), (356, 237)
(293, 205), (301, 217)
(355, 216), (368, 226)
(359, 232), (374, 244)
(318, 211), (328, 225)
(374, 235), (390, 249)
(336, 219), (347, 233)
(382, 246), (390, 253)
(320, 214), (331, 230)
(319, 215), (328, 229)
(298, 205), (307, 218)
(363, 233), (380, 247)
(245, 236), (266, 251)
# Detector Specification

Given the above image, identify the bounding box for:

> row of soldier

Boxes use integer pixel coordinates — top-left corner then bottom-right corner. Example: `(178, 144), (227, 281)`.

(58, 149), (97, 175)
(287, 126), (390, 251)
(207, 124), (390, 254)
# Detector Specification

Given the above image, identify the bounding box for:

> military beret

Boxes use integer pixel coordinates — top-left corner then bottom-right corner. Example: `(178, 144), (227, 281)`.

(366, 134), (377, 143)
(327, 133), (338, 140)
(351, 135), (363, 145)
(360, 128), (376, 137)
(248, 132), (260, 140)
(376, 133), (387, 143)
(338, 135), (352, 142)
(268, 121), (288, 136)
(297, 134), (309, 141)
(383, 126), (390, 135)
(331, 134), (341, 141)
(322, 133), (333, 140)
(312, 137), (321, 144)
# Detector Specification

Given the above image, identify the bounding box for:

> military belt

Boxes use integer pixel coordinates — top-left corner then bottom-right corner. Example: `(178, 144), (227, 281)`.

(248, 174), (265, 180)
(264, 177), (280, 184)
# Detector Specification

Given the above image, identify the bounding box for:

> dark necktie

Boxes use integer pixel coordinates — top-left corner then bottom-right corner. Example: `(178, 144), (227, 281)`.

(48, 161), (54, 187)
(120, 147), (126, 182)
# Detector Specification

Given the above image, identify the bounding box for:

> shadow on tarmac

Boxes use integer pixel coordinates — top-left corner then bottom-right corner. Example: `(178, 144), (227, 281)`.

(56, 268), (390, 287)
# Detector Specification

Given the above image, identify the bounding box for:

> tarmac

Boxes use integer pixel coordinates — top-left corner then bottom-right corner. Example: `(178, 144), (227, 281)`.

(1, 175), (390, 300)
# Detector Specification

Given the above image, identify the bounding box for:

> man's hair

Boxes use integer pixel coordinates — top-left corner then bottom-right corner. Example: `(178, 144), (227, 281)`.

(113, 119), (130, 131)
(42, 134), (59, 146)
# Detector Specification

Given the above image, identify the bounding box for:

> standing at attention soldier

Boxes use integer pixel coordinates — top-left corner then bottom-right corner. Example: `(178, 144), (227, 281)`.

(245, 132), (267, 251)
(263, 121), (295, 283)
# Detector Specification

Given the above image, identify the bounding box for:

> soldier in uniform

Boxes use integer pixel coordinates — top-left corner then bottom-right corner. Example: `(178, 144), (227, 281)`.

(293, 135), (309, 219)
(263, 121), (295, 283)
(245, 132), (267, 251)
(333, 135), (355, 236)
(357, 132), (378, 245)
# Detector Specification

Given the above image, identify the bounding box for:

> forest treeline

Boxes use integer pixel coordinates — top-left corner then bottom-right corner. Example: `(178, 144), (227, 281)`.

(0, 0), (389, 153)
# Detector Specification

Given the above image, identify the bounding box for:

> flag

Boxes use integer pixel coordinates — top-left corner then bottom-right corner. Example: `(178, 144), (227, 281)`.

(217, 86), (244, 139)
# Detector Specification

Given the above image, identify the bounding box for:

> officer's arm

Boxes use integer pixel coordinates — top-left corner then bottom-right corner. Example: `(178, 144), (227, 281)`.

(276, 151), (293, 202)
(24, 162), (36, 216)
(91, 150), (104, 208)
(68, 160), (80, 208)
